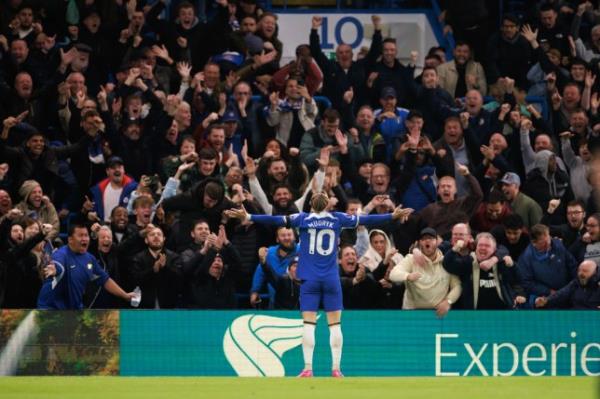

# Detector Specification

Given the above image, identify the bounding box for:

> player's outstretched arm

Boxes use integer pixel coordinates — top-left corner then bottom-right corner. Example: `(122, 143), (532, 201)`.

(357, 206), (414, 226)
(224, 206), (249, 220)
(392, 206), (414, 222)
(225, 206), (288, 226)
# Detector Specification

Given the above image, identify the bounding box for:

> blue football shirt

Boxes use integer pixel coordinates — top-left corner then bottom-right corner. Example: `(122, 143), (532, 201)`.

(250, 211), (393, 281)
(37, 246), (109, 310)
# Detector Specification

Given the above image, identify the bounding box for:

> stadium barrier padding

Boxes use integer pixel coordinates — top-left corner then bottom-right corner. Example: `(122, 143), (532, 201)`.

(1, 310), (598, 377)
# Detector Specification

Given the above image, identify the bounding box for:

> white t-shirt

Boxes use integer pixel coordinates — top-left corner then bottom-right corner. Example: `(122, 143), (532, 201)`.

(103, 184), (123, 222)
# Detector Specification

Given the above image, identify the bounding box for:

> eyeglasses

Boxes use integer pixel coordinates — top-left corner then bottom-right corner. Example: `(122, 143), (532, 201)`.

(236, 92), (251, 95)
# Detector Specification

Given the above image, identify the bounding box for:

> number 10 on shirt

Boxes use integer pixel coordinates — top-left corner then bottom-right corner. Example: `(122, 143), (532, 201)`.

(307, 228), (336, 256)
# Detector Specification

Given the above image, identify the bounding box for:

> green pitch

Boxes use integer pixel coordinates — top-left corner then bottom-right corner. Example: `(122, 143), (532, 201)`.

(0, 377), (597, 399)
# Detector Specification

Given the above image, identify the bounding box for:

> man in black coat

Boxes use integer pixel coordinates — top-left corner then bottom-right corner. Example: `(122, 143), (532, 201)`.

(162, 177), (235, 252)
(0, 119), (97, 198)
(535, 260), (600, 309)
(186, 225), (242, 309)
(485, 14), (535, 89)
(309, 14), (382, 111)
(131, 226), (182, 309)
(338, 245), (380, 309)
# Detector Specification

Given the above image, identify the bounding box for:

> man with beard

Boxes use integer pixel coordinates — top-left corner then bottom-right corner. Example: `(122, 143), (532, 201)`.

(117, 196), (155, 291)
(535, 260), (600, 309)
(443, 232), (517, 309)
(109, 206), (129, 244)
(470, 190), (512, 234)
(569, 214), (600, 265)
(90, 156), (138, 222)
(180, 219), (211, 304)
(131, 226), (182, 309)
(249, 227), (298, 307)
(338, 245), (379, 309)
(200, 124), (226, 162)
(256, 151), (308, 200)
(500, 172), (543, 229)
(38, 224), (135, 310)
(245, 148), (327, 216)
(6, 5), (36, 44)
(437, 41), (487, 98)
(258, 253), (301, 310)
(187, 225), (243, 309)
(390, 228), (461, 316)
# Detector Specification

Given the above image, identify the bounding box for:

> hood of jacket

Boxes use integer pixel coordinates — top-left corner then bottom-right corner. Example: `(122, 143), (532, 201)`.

(359, 229), (403, 272)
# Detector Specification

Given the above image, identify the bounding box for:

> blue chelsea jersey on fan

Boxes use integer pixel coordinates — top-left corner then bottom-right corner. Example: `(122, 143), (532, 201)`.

(250, 211), (394, 281)
(37, 246), (109, 310)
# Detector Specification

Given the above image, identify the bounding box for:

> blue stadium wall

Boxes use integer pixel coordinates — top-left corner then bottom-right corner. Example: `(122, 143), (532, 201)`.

(0, 310), (598, 377)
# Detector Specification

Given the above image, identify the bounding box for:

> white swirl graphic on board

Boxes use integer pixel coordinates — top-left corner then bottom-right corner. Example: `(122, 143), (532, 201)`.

(223, 314), (305, 377)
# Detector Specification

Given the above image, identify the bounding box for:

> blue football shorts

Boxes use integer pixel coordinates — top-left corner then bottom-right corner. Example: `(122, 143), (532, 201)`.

(299, 279), (344, 312)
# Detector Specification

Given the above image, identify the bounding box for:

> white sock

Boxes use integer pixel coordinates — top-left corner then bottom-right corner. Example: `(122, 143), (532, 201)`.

(329, 323), (343, 371)
(302, 323), (316, 370)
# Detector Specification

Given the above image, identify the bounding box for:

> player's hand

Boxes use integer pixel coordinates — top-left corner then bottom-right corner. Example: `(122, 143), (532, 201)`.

(224, 205), (249, 220)
(392, 206), (414, 222)
(406, 272), (422, 282)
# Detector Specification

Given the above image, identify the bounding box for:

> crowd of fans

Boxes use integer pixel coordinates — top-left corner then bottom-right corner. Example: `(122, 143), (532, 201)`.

(0, 0), (599, 311)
